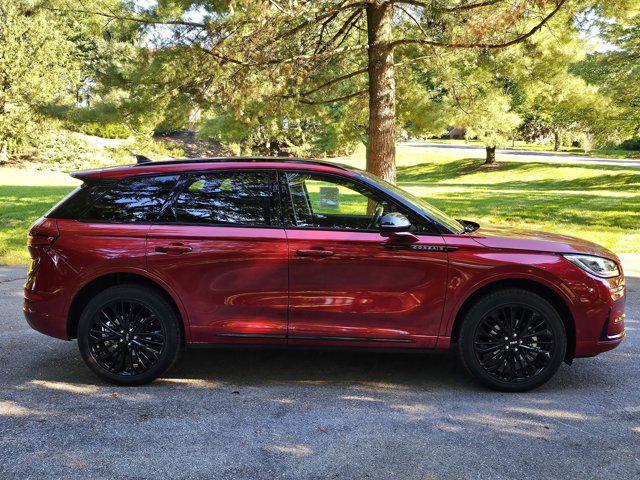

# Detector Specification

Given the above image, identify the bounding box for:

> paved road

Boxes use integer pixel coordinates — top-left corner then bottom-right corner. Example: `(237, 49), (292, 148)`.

(402, 141), (640, 168)
(1, 265), (638, 479)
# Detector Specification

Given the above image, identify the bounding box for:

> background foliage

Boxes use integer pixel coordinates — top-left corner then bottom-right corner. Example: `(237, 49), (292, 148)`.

(1, 0), (639, 164)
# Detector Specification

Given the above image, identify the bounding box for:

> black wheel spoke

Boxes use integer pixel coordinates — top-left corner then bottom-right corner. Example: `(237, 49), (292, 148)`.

(473, 303), (555, 384)
(88, 299), (165, 376)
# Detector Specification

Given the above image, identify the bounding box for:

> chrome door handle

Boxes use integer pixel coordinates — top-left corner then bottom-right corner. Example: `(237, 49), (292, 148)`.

(296, 249), (334, 257)
(155, 243), (192, 254)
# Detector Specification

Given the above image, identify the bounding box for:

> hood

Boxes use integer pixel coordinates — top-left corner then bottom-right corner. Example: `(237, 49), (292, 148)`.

(469, 225), (618, 261)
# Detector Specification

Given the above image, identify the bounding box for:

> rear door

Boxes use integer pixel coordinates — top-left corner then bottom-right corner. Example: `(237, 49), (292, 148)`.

(146, 169), (288, 344)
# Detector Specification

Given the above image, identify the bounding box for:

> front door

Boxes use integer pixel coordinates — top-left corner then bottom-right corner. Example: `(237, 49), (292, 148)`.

(146, 170), (288, 344)
(282, 171), (449, 348)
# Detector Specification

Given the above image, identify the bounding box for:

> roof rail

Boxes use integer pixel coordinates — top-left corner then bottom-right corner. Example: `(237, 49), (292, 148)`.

(131, 156), (353, 171)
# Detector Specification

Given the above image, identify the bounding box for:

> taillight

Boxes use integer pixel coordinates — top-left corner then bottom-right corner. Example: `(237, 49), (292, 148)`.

(27, 218), (59, 248)
(26, 218), (59, 281)
(27, 235), (56, 246)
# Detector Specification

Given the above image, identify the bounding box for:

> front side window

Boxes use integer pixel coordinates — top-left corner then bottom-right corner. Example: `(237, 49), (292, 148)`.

(358, 171), (465, 234)
(284, 172), (397, 231)
(81, 175), (179, 223)
(169, 171), (277, 226)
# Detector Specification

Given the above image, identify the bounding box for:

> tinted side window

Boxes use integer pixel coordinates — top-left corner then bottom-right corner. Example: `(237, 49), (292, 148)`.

(46, 184), (103, 219)
(82, 175), (179, 223)
(283, 172), (436, 233)
(170, 171), (277, 226)
(285, 172), (395, 231)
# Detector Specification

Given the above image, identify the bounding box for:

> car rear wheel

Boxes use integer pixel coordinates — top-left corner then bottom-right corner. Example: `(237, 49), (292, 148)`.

(458, 289), (567, 392)
(77, 284), (182, 385)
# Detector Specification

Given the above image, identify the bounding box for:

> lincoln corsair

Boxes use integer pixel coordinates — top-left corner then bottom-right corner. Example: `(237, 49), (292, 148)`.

(24, 158), (626, 391)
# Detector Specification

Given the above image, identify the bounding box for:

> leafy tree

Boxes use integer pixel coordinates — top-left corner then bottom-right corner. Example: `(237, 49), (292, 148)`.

(61, 0), (574, 181)
(0, 0), (79, 156)
(574, 7), (640, 142)
(434, 14), (623, 161)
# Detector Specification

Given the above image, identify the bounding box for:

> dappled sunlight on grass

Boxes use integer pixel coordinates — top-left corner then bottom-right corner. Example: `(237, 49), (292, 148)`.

(391, 152), (640, 253)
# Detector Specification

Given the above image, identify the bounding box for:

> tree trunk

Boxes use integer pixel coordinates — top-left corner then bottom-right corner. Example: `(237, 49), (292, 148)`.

(553, 130), (560, 151)
(366, 1), (396, 183)
(485, 146), (496, 164)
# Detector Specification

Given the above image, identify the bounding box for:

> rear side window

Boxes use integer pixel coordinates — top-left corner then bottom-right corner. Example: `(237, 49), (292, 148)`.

(166, 171), (277, 226)
(50, 175), (179, 223)
(46, 185), (102, 219)
(83, 175), (179, 223)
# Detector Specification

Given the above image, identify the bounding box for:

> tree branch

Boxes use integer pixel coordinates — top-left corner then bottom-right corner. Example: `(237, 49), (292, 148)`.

(288, 67), (368, 98)
(299, 89), (367, 104)
(274, 1), (367, 41)
(394, 0), (504, 13)
(395, 4), (429, 38)
(39, 6), (207, 28)
(391, 0), (567, 49)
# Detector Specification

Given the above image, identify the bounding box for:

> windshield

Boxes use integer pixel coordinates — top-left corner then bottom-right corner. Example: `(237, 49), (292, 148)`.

(359, 171), (466, 234)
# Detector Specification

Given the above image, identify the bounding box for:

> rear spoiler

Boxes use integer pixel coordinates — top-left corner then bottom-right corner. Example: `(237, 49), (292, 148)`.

(69, 168), (107, 181)
(70, 154), (153, 180)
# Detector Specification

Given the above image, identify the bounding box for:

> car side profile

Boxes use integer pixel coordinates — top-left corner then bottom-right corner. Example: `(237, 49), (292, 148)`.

(24, 158), (626, 391)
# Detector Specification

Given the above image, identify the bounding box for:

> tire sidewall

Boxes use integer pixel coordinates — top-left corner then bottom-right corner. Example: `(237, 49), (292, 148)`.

(77, 285), (182, 386)
(459, 289), (567, 392)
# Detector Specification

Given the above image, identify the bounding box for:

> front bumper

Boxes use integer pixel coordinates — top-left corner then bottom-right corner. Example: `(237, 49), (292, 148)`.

(575, 330), (626, 357)
(573, 273), (626, 358)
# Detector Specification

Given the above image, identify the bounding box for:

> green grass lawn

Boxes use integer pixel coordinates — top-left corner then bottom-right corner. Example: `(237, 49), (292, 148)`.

(1, 146), (639, 264)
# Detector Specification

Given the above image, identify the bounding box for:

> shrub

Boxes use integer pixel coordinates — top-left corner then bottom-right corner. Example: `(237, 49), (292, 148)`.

(620, 138), (640, 151)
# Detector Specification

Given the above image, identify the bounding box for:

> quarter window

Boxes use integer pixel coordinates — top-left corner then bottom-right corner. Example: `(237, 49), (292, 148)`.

(170, 171), (277, 226)
(78, 175), (179, 223)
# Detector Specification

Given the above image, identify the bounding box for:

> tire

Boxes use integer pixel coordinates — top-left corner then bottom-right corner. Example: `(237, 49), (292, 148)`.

(458, 288), (566, 392)
(77, 284), (183, 385)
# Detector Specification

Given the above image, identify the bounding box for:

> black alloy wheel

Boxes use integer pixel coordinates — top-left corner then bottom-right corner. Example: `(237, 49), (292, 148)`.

(459, 289), (566, 392)
(78, 284), (182, 385)
(473, 304), (554, 383)
(88, 299), (165, 376)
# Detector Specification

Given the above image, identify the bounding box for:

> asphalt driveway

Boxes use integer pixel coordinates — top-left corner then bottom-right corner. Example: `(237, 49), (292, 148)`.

(1, 265), (638, 479)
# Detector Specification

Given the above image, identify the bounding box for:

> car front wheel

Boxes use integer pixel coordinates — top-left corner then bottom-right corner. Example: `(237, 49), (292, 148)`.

(77, 284), (182, 385)
(459, 288), (567, 392)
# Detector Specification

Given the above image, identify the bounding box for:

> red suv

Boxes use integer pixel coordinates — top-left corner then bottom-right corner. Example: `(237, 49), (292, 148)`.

(24, 158), (626, 391)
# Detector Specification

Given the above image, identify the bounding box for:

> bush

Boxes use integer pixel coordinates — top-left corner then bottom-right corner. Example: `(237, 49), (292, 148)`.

(74, 122), (133, 139)
(620, 138), (640, 151)
(11, 129), (184, 171)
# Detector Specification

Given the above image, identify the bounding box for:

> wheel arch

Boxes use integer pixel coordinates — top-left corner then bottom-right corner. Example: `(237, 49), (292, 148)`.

(66, 272), (188, 342)
(448, 278), (576, 363)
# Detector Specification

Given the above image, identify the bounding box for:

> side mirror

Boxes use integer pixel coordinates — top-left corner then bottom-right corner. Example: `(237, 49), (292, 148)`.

(379, 212), (411, 234)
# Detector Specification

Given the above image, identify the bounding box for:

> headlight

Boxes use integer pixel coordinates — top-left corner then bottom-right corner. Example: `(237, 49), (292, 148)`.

(563, 254), (620, 278)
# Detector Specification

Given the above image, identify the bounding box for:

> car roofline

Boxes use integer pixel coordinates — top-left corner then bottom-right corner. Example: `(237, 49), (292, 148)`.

(70, 157), (359, 181)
